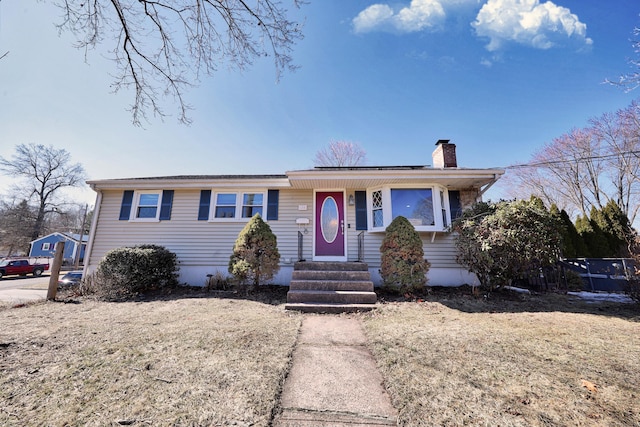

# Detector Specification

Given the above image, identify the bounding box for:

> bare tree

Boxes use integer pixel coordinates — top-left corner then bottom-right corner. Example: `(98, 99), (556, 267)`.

(505, 101), (640, 224)
(606, 24), (640, 91)
(57, 0), (305, 125)
(590, 101), (640, 222)
(0, 144), (87, 240)
(314, 140), (367, 167)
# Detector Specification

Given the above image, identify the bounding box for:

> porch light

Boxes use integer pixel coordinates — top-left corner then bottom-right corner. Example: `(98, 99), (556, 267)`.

(348, 194), (355, 205)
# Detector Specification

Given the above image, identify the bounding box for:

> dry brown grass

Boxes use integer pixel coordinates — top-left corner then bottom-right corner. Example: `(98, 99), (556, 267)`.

(362, 294), (640, 426)
(0, 297), (301, 426)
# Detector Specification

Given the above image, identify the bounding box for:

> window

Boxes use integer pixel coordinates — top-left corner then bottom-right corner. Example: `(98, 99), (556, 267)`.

(372, 190), (383, 228)
(211, 191), (266, 220)
(136, 193), (160, 219)
(215, 193), (237, 218)
(242, 193), (263, 218)
(119, 190), (173, 221)
(368, 186), (451, 232)
(440, 190), (448, 227)
(41, 242), (51, 251)
(391, 189), (434, 226)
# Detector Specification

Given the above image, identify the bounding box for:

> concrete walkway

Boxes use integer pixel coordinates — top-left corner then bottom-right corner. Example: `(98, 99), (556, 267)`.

(0, 288), (47, 303)
(274, 315), (398, 426)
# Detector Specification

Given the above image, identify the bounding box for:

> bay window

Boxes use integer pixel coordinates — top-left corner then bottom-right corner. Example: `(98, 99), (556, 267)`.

(368, 186), (451, 232)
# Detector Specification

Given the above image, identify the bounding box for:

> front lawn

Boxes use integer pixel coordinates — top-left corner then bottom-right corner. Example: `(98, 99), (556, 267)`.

(363, 293), (640, 426)
(0, 297), (301, 426)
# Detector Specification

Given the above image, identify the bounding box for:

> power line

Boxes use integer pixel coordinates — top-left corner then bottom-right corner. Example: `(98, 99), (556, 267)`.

(505, 150), (640, 169)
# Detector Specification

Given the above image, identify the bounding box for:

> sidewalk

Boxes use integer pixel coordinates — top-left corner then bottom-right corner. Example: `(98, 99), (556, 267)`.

(274, 315), (398, 426)
(0, 287), (47, 303)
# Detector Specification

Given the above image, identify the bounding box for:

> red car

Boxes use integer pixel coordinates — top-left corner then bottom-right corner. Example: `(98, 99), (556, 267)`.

(0, 259), (50, 279)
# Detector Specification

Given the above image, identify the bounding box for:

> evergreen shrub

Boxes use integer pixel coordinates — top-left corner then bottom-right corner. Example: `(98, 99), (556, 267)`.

(379, 216), (430, 294)
(228, 214), (280, 289)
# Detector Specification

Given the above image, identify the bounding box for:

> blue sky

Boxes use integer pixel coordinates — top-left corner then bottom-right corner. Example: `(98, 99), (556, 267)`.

(1, 0), (639, 206)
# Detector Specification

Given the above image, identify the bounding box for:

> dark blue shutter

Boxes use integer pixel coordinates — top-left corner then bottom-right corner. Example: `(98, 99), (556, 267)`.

(198, 190), (211, 220)
(119, 190), (134, 220)
(159, 190), (174, 220)
(267, 190), (279, 221)
(449, 190), (462, 221)
(355, 191), (368, 230)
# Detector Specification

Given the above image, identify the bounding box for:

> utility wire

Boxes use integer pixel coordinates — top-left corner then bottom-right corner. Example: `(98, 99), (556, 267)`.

(505, 150), (640, 169)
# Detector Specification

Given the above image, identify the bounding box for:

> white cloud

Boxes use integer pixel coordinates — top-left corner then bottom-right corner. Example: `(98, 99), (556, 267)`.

(480, 58), (493, 67)
(472, 0), (593, 51)
(353, 0), (446, 33)
(352, 4), (395, 33)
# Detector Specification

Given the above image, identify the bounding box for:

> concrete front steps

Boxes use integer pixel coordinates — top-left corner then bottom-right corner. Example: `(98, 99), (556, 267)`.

(285, 261), (377, 313)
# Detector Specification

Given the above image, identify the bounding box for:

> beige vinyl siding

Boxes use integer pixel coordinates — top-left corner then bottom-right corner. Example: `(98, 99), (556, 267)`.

(266, 189), (314, 262)
(87, 188), (314, 271)
(349, 230), (460, 269)
(87, 187), (465, 285)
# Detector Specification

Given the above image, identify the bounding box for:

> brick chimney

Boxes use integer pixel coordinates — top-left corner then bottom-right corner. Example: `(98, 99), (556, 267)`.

(432, 139), (457, 168)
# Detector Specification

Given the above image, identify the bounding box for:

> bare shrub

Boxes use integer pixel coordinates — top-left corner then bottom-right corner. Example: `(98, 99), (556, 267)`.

(205, 271), (231, 291)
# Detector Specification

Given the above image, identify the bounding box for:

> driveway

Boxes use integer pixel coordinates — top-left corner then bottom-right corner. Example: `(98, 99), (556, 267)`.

(0, 274), (53, 303)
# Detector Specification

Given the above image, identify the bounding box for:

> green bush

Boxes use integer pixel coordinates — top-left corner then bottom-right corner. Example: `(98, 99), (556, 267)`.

(453, 198), (562, 292)
(228, 214), (280, 290)
(91, 244), (179, 300)
(379, 216), (430, 294)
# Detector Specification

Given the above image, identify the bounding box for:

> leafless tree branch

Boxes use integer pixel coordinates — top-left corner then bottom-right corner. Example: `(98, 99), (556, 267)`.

(56, 0), (304, 125)
(314, 140), (368, 167)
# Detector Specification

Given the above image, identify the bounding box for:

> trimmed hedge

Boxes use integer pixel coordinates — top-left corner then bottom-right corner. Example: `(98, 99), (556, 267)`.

(89, 244), (179, 300)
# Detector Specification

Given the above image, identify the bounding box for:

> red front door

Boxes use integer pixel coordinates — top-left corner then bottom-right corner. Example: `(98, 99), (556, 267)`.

(315, 191), (345, 258)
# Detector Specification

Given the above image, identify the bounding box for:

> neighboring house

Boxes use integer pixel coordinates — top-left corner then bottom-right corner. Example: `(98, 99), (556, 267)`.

(29, 232), (88, 265)
(83, 141), (504, 287)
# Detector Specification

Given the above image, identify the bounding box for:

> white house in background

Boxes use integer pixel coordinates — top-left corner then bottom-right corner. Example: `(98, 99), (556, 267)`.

(83, 141), (504, 287)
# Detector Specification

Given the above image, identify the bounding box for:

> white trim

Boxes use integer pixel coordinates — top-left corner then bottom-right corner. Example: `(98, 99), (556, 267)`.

(88, 177), (291, 192)
(312, 189), (348, 262)
(367, 184), (451, 232)
(83, 190), (103, 276)
(129, 190), (162, 222)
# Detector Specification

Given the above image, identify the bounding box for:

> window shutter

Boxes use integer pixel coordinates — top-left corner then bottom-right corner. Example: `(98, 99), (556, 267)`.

(355, 191), (368, 230)
(159, 190), (174, 220)
(448, 190), (462, 221)
(198, 190), (211, 220)
(119, 190), (134, 220)
(267, 190), (279, 221)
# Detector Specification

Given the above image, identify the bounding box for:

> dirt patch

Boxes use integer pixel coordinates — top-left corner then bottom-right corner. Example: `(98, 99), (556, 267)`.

(0, 297), (301, 426)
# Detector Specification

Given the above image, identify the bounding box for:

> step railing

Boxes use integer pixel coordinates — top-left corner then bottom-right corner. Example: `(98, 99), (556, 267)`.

(357, 231), (365, 262)
(297, 231), (306, 262)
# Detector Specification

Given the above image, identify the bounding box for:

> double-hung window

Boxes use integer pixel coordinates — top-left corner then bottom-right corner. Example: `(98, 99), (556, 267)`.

(119, 189), (173, 222)
(136, 193), (161, 219)
(211, 191), (265, 220)
(368, 186), (450, 232)
(242, 193), (263, 218)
